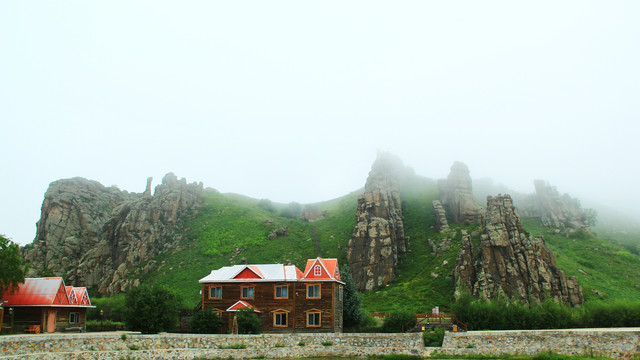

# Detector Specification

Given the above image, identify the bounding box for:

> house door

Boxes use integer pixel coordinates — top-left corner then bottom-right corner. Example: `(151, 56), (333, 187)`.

(47, 311), (56, 333)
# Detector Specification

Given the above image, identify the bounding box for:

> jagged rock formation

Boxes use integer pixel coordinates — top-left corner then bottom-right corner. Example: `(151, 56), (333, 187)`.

(530, 180), (590, 230)
(23, 173), (203, 295)
(438, 162), (483, 224)
(432, 200), (450, 233)
(347, 153), (406, 291)
(453, 194), (584, 306)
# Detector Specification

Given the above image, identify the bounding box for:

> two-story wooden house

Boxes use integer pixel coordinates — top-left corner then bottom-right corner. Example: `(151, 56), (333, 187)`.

(199, 257), (344, 333)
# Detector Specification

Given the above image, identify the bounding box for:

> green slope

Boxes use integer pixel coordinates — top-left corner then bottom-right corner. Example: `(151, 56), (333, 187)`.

(138, 175), (640, 311)
(138, 189), (358, 306)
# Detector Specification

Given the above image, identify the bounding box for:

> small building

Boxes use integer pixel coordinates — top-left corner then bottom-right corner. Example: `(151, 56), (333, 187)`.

(0, 277), (93, 333)
(199, 257), (344, 333)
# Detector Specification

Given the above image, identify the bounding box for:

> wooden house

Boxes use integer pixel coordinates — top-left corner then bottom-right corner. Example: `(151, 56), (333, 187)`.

(199, 257), (344, 333)
(0, 277), (93, 333)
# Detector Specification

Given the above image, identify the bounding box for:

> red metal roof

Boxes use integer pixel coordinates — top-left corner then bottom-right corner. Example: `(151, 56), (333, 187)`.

(1, 278), (93, 308)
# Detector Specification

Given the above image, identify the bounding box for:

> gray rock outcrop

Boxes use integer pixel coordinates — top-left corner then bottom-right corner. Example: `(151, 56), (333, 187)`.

(23, 173), (203, 295)
(432, 200), (450, 233)
(453, 194), (584, 306)
(438, 162), (483, 224)
(531, 180), (590, 230)
(347, 152), (406, 291)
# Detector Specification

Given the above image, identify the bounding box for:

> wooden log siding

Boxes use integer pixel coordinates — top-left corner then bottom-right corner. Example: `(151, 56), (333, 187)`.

(202, 281), (342, 333)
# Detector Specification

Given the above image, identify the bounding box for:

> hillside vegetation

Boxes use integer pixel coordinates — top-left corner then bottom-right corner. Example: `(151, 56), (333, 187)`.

(136, 175), (640, 312)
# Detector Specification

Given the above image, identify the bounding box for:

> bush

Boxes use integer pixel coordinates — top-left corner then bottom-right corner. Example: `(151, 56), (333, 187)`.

(88, 294), (127, 322)
(423, 327), (445, 347)
(236, 307), (261, 334)
(190, 309), (223, 334)
(382, 311), (416, 333)
(124, 285), (180, 334)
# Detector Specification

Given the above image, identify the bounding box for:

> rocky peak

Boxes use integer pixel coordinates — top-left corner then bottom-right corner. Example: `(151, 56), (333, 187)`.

(347, 152), (406, 291)
(438, 161), (483, 224)
(453, 194), (584, 306)
(531, 180), (590, 230)
(23, 174), (203, 295)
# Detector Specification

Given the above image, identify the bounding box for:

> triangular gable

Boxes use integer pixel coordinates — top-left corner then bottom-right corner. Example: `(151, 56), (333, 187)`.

(66, 286), (78, 305)
(53, 283), (70, 305)
(302, 257), (335, 281)
(232, 266), (264, 280)
(226, 300), (260, 313)
(73, 288), (91, 306)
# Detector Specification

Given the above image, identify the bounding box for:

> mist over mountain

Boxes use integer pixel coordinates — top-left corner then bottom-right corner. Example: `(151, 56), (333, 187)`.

(17, 154), (640, 311)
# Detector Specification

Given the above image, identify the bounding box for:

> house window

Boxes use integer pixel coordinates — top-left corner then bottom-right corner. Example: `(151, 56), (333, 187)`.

(307, 311), (321, 327)
(274, 312), (288, 327)
(314, 264), (321, 276)
(275, 285), (288, 299)
(69, 312), (80, 324)
(241, 285), (254, 299)
(209, 286), (222, 299)
(339, 285), (343, 301)
(307, 284), (320, 299)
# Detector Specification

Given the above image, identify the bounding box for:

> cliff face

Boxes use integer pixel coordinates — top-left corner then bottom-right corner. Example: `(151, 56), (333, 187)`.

(453, 194), (584, 306)
(23, 173), (203, 295)
(438, 162), (483, 224)
(347, 153), (406, 291)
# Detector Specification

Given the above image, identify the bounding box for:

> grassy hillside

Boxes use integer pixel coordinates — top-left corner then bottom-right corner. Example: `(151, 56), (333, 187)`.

(522, 218), (640, 303)
(137, 175), (640, 312)
(138, 189), (358, 306)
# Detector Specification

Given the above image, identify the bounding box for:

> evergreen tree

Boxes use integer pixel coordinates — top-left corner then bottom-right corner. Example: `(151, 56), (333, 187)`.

(341, 265), (365, 329)
(124, 285), (180, 334)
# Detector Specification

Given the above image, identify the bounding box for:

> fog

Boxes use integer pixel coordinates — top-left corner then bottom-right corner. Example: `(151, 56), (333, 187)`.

(2, 1), (640, 245)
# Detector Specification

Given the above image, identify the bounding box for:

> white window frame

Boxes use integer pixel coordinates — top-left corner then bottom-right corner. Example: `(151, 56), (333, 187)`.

(314, 264), (321, 276)
(69, 312), (80, 324)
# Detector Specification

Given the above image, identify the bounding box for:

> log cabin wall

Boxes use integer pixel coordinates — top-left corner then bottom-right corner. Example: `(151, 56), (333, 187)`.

(202, 280), (343, 333)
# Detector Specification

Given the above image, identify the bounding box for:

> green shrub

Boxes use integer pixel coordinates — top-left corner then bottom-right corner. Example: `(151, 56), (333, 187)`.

(423, 327), (445, 347)
(124, 285), (180, 334)
(321, 341), (333, 346)
(219, 343), (247, 349)
(190, 309), (223, 334)
(297, 341), (306, 346)
(236, 307), (261, 334)
(382, 311), (416, 333)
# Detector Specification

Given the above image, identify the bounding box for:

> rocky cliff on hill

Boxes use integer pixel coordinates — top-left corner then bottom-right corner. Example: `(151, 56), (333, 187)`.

(524, 180), (591, 230)
(347, 153), (406, 291)
(453, 194), (584, 306)
(23, 173), (203, 295)
(438, 162), (483, 224)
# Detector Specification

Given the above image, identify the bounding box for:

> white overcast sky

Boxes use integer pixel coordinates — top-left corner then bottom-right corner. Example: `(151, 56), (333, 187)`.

(2, 1), (639, 245)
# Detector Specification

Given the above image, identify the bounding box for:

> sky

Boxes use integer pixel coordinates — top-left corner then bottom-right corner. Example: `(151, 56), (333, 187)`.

(1, 1), (639, 245)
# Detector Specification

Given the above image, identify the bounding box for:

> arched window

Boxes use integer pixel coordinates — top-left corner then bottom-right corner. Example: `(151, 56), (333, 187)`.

(314, 264), (321, 276)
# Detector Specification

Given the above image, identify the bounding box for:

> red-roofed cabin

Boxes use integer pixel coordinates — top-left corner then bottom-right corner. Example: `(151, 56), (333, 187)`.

(199, 257), (344, 333)
(1, 278), (94, 333)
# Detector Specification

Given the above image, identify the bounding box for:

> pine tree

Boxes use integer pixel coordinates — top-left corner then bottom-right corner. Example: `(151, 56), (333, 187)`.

(341, 265), (364, 329)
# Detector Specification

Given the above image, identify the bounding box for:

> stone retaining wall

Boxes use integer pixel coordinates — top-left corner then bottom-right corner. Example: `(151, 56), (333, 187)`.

(441, 328), (640, 359)
(0, 332), (430, 360)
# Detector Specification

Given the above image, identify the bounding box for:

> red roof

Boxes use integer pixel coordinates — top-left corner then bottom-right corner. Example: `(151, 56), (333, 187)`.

(233, 267), (263, 280)
(1, 278), (93, 308)
(301, 257), (341, 282)
(226, 300), (260, 312)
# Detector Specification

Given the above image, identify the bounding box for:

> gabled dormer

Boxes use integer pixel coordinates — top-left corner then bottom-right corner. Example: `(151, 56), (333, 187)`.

(300, 257), (342, 282)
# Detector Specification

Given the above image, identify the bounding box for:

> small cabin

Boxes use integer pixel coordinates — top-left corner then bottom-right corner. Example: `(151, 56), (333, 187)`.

(0, 277), (94, 333)
(199, 257), (344, 333)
